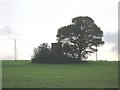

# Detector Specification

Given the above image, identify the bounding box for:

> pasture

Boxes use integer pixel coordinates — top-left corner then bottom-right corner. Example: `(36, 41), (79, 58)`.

(2, 60), (118, 88)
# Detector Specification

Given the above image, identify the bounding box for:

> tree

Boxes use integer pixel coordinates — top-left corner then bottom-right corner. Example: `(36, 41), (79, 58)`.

(56, 16), (104, 62)
(31, 43), (50, 63)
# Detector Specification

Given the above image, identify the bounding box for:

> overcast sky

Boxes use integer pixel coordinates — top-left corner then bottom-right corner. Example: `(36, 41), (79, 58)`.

(0, 0), (119, 60)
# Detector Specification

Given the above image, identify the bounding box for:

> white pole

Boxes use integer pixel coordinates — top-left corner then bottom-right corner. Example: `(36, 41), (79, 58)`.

(14, 39), (16, 60)
(16, 49), (18, 60)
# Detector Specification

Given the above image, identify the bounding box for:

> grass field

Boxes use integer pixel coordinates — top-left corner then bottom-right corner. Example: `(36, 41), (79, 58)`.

(2, 60), (118, 88)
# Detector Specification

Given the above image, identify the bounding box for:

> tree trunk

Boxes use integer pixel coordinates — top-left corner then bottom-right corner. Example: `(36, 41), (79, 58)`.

(78, 53), (82, 62)
(78, 44), (82, 62)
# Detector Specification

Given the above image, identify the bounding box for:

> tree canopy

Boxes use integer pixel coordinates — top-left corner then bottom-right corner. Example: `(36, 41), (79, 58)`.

(56, 16), (104, 61)
(32, 16), (104, 63)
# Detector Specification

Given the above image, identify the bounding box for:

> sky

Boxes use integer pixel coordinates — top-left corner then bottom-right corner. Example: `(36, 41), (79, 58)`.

(0, 0), (119, 61)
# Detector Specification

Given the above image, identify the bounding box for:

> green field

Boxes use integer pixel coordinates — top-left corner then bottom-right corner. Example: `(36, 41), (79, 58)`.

(2, 60), (118, 88)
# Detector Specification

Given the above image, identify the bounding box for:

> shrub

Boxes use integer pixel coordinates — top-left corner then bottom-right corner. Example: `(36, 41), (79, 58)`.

(31, 43), (50, 63)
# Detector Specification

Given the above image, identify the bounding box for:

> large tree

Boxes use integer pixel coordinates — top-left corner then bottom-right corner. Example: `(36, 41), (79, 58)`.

(56, 16), (104, 61)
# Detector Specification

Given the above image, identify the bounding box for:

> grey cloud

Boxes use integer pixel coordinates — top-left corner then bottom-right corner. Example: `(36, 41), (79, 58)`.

(112, 44), (118, 53)
(0, 26), (14, 36)
(104, 31), (118, 55)
(104, 32), (118, 44)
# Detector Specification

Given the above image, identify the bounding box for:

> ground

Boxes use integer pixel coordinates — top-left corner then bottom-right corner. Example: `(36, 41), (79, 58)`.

(2, 60), (118, 88)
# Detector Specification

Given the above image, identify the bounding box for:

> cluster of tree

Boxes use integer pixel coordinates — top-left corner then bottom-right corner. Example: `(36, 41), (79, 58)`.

(31, 43), (85, 63)
(31, 16), (104, 63)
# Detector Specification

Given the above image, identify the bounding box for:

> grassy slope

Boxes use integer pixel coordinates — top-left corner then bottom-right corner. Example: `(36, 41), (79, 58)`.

(2, 60), (118, 88)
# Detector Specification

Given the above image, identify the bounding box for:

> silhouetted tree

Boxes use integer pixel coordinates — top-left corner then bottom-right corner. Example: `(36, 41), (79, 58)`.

(31, 43), (50, 63)
(57, 16), (104, 62)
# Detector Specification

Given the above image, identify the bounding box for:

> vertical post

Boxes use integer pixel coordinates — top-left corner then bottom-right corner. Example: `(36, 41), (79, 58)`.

(14, 39), (16, 60)
(16, 49), (18, 60)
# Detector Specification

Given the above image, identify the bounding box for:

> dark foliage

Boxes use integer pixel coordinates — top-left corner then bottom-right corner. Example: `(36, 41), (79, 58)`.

(31, 16), (104, 64)
(31, 43), (50, 63)
(31, 43), (88, 63)
(57, 16), (104, 61)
